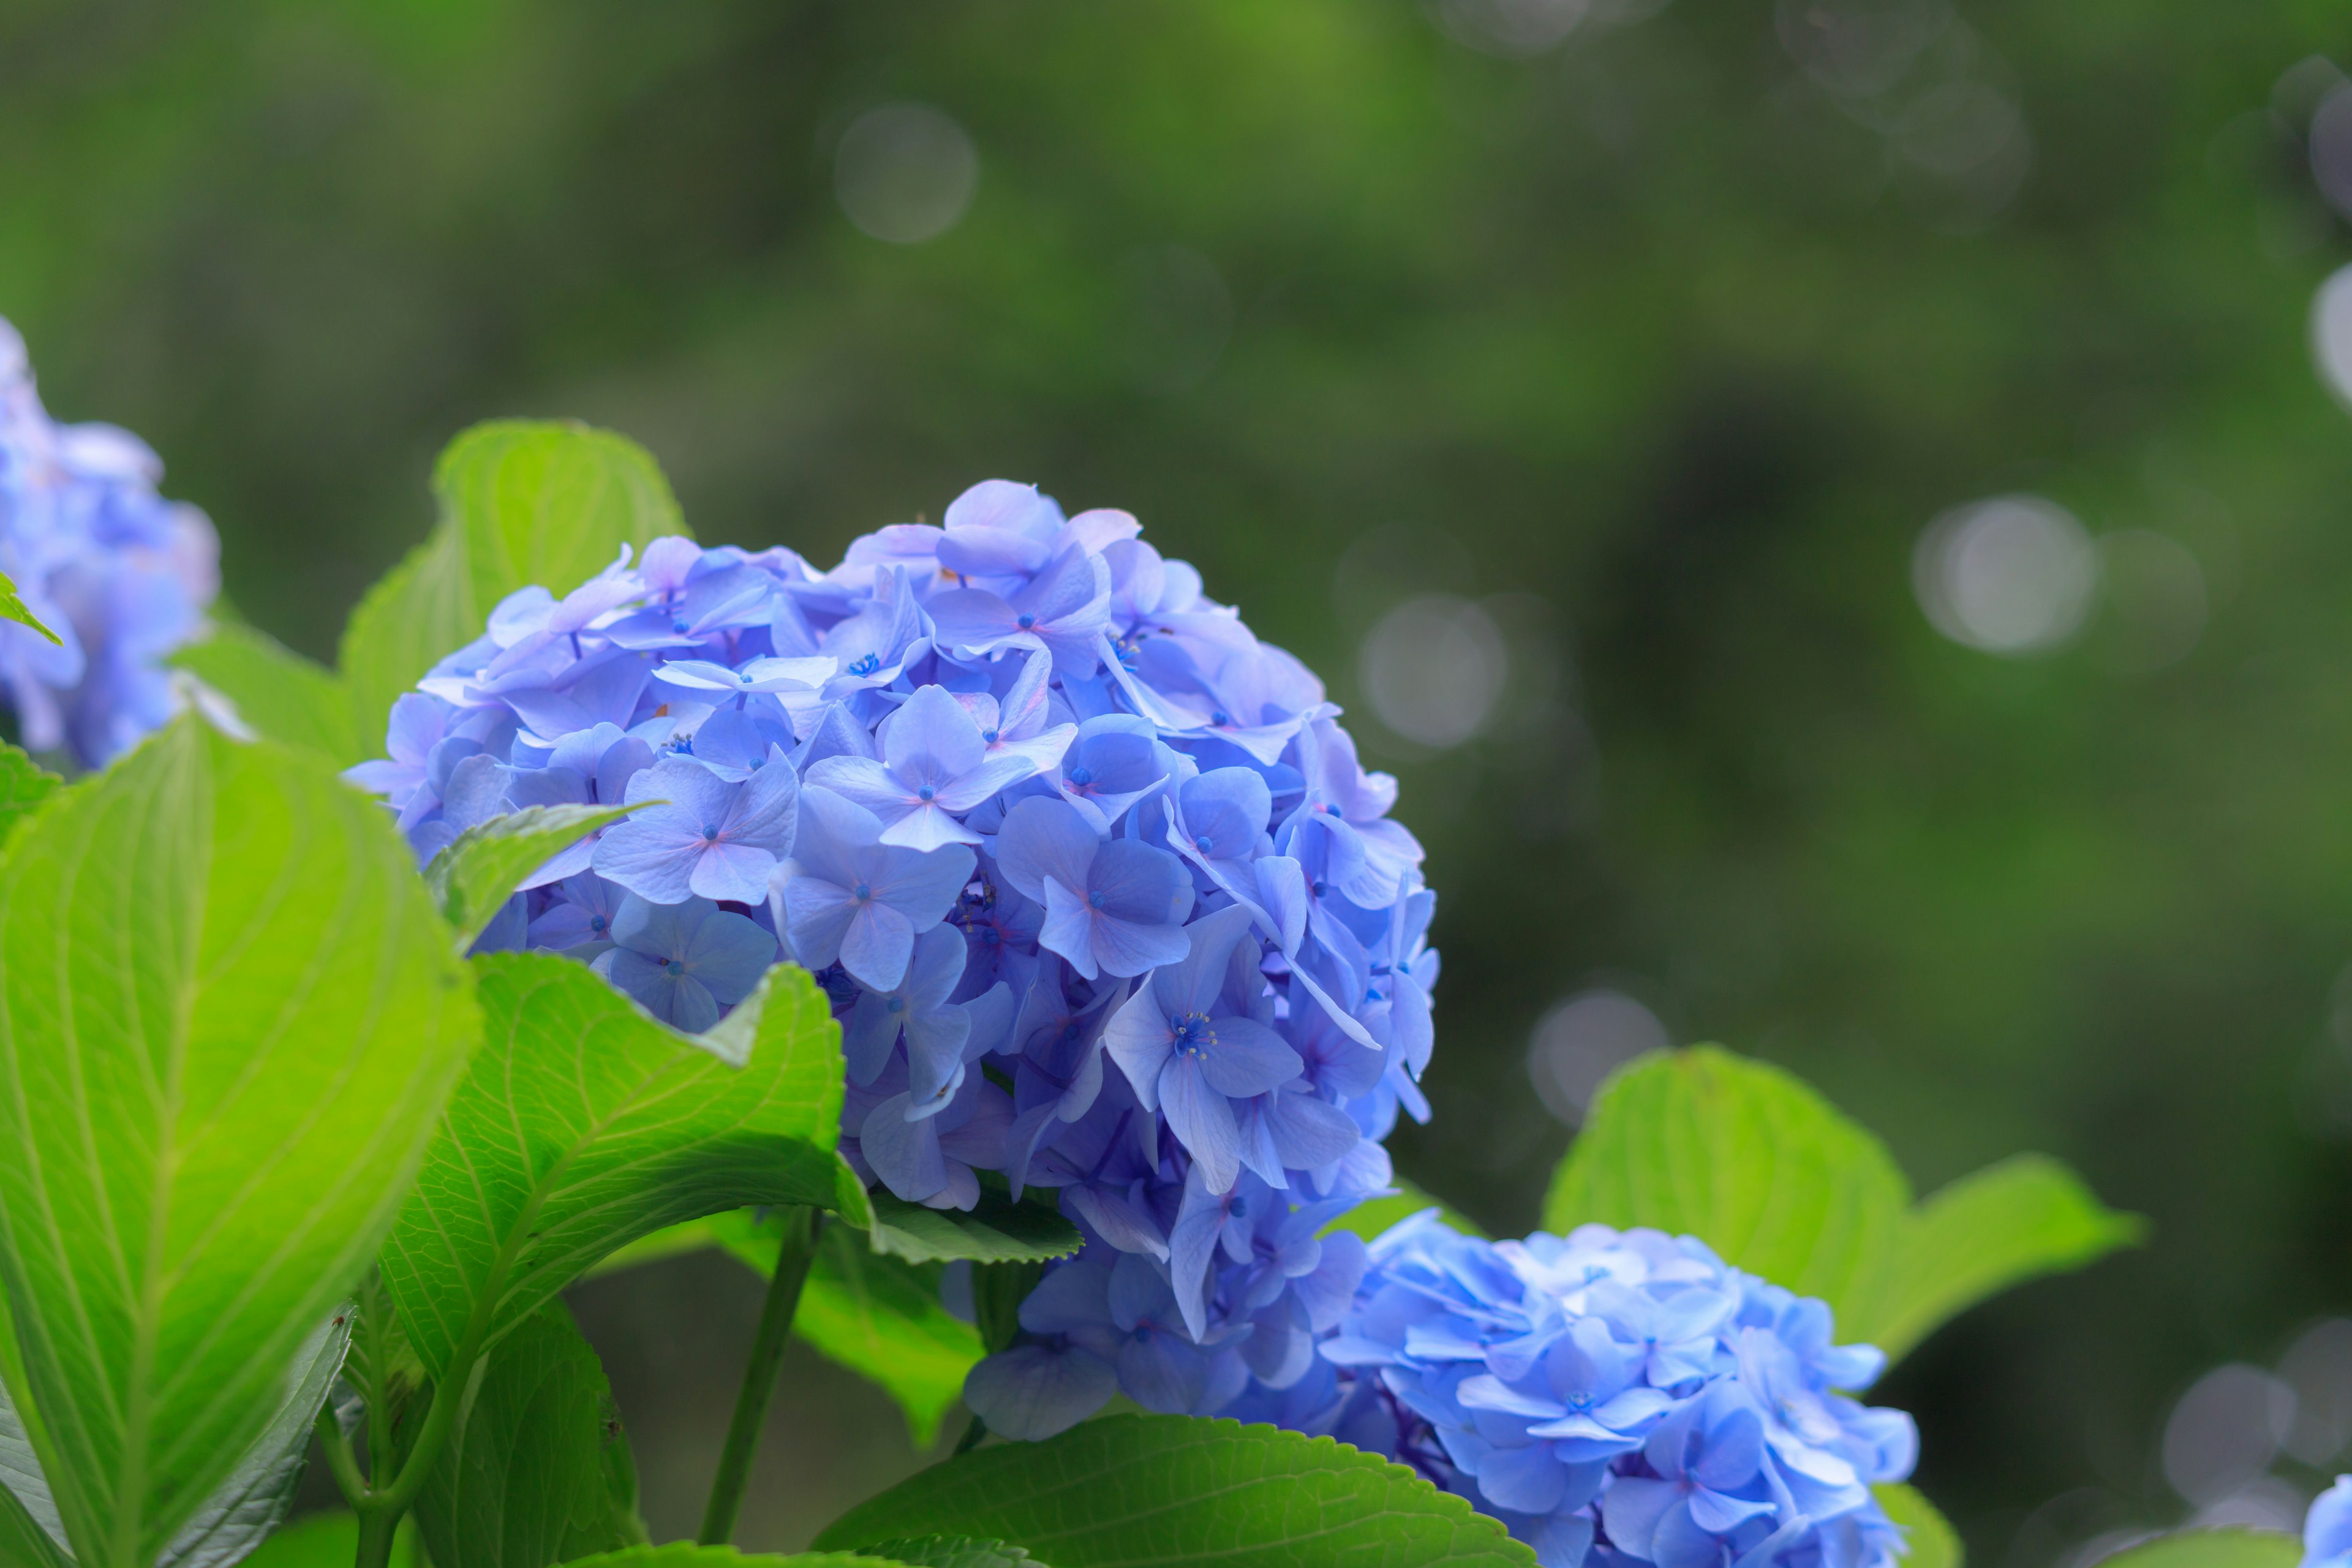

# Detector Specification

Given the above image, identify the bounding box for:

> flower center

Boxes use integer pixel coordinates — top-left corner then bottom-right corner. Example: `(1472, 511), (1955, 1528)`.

(1211, 710), (1231, 727)
(671, 617), (690, 633)
(703, 825), (720, 842)
(853, 881), (873, 902)
(665, 959), (686, 976)
(848, 652), (881, 677)
(886, 997), (904, 1014)
(1170, 1011), (1215, 1057)
(1068, 766), (1093, 786)
(589, 916), (608, 933)
(1088, 889), (1108, 910)
(917, 784), (935, 801)
(1016, 612), (1037, 630)
(1195, 834), (1213, 853)
(739, 671), (755, 684)
(982, 728), (1000, 743)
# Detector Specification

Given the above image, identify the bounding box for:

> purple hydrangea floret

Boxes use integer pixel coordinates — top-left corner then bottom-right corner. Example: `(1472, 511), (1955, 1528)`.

(1298, 1213), (1918, 1568)
(352, 479), (1435, 1436)
(0, 319), (219, 767)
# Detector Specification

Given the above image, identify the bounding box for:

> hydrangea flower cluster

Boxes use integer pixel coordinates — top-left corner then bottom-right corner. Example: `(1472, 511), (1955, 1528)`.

(1307, 1213), (1918, 1568)
(352, 479), (1436, 1436)
(0, 318), (219, 768)
(2306, 1477), (2352, 1568)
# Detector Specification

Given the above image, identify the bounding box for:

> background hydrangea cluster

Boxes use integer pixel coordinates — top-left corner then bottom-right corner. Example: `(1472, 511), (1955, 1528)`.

(0, 318), (219, 769)
(354, 478), (1436, 1437)
(1306, 1213), (1918, 1568)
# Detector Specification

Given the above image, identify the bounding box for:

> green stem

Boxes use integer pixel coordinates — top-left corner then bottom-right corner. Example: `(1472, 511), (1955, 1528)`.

(953, 1414), (988, 1456)
(351, 1507), (401, 1568)
(314, 1403), (368, 1509)
(698, 1207), (822, 1546)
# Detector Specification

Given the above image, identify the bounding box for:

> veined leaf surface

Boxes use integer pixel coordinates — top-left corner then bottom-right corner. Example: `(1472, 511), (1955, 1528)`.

(0, 718), (477, 1568)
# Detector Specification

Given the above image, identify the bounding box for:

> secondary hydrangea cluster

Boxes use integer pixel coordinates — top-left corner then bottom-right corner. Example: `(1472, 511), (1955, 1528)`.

(2307, 1477), (2352, 1568)
(352, 478), (1436, 1436)
(0, 318), (219, 767)
(1306, 1213), (1918, 1568)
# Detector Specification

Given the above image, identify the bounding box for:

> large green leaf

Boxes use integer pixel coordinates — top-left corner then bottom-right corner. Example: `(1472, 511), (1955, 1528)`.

(866, 1193), (1082, 1267)
(1874, 1486), (1961, 1568)
(149, 1311), (352, 1568)
(338, 421), (683, 746)
(422, 804), (636, 953)
(565, 1550), (908, 1568)
(172, 625), (365, 768)
(815, 1414), (1536, 1567)
(0, 718), (479, 1568)
(412, 1303), (640, 1568)
(709, 1210), (981, 1447)
(379, 952), (868, 1377)
(2086, 1532), (2299, 1568)
(1862, 1154), (2146, 1362)
(0, 574), (58, 647)
(0, 747), (59, 854)
(861, 1540), (1039, 1568)
(1542, 1047), (2139, 1360)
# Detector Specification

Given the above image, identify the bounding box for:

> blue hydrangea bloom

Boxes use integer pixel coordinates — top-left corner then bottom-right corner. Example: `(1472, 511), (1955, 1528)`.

(0, 319), (219, 767)
(1314, 1213), (1917, 1568)
(353, 478), (1434, 1436)
(2306, 1477), (2352, 1568)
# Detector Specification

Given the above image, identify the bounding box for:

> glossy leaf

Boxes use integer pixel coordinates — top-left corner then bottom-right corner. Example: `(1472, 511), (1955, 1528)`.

(564, 1549), (909, 1568)
(0, 718), (478, 1568)
(1860, 1154), (2146, 1362)
(867, 1193), (1082, 1267)
(412, 1303), (641, 1568)
(0, 747), (59, 853)
(423, 804), (636, 952)
(861, 1540), (1039, 1568)
(1542, 1047), (2138, 1360)
(172, 624), (364, 767)
(815, 1414), (1536, 1567)
(2085, 1532), (2299, 1568)
(149, 1310), (353, 1568)
(709, 1209), (982, 1446)
(338, 421), (684, 743)
(380, 952), (868, 1377)
(1875, 1485), (1961, 1568)
(0, 573), (58, 647)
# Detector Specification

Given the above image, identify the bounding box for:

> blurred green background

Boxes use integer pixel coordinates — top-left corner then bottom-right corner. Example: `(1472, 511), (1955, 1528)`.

(9, 0), (2352, 1558)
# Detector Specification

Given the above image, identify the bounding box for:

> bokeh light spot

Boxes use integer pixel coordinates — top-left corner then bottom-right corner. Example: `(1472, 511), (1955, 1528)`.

(1359, 594), (1507, 748)
(2162, 1363), (2294, 1507)
(1526, 989), (1670, 1125)
(1913, 494), (2098, 655)
(834, 103), (978, 245)
(2310, 263), (2352, 412)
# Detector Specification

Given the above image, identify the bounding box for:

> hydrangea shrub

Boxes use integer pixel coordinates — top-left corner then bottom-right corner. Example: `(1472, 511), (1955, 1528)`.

(0, 419), (2156, 1568)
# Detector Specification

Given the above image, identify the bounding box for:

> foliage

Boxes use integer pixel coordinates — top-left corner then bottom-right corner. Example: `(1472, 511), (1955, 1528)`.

(0, 423), (2135, 1568)
(1544, 1047), (2143, 1362)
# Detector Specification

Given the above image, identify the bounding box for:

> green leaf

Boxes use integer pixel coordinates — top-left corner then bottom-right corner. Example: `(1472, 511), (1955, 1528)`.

(238, 1512), (421, 1568)
(0, 746), (59, 854)
(0, 1483), (73, 1568)
(380, 952), (869, 1378)
(866, 1192), (1083, 1267)
(1324, 1178), (1484, 1243)
(0, 717), (480, 1568)
(0, 573), (59, 647)
(412, 1303), (640, 1568)
(564, 1550), (910, 1568)
(423, 804), (637, 952)
(0, 1362), (69, 1567)
(578, 1216), (726, 1279)
(2085, 1532), (2301, 1568)
(708, 1210), (982, 1447)
(149, 1310), (353, 1568)
(861, 1539), (1040, 1568)
(815, 1413), (1537, 1567)
(1542, 1047), (2138, 1360)
(1874, 1486), (1961, 1568)
(337, 421), (684, 746)
(1861, 1154), (2147, 1362)
(171, 625), (364, 767)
